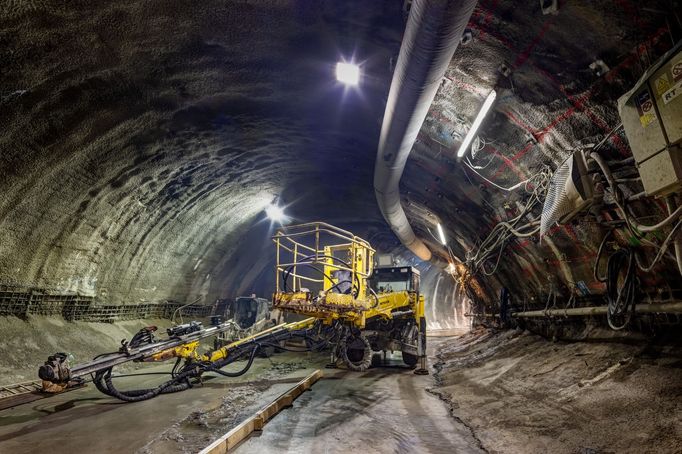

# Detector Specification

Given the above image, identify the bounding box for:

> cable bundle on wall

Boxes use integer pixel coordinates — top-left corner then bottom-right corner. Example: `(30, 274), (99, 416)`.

(465, 167), (551, 275)
(605, 248), (636, 330)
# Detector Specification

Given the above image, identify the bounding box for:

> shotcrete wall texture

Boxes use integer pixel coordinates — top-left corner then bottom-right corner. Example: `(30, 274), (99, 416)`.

(1, 1), (679, 325)
(0, 1), (403, 306)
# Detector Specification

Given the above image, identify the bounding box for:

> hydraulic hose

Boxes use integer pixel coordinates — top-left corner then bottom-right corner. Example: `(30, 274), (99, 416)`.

(606, 248), (636, 331)
(208, 346), (259, 377)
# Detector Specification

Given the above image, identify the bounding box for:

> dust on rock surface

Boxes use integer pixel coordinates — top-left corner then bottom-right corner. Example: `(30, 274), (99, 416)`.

(429, 327), (682, 454)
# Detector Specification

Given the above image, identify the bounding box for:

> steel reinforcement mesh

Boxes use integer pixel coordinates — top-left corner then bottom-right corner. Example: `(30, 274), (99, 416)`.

(0, 284), (212, 322)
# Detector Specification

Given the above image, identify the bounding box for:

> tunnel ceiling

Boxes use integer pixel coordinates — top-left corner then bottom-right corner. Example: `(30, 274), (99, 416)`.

(0, 1), (680, 310)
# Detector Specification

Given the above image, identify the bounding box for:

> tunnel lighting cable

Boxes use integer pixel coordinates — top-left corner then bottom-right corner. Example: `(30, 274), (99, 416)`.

(436, 223), (447, 245)
(590, 151), (682, 233)
(459, 163), (551, 274)
(457, 89), (497, 159)
(467, 173), (549, 272)
(466, 150), (497, 170)
(633, 217), (682, 273)
(463, 160), (529, 192)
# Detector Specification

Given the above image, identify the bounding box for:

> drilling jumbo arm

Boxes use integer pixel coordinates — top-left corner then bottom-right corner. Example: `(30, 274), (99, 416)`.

(36, 222), (427, 403)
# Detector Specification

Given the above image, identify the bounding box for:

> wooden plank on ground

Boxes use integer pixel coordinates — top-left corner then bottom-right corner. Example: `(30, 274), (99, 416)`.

(199, 369), (323, 454)
(0, 382), (86, 412)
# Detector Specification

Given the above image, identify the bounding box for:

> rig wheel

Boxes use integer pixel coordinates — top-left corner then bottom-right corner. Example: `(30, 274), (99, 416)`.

(339, 333), (372, 371)
(402, 352), (418, 367)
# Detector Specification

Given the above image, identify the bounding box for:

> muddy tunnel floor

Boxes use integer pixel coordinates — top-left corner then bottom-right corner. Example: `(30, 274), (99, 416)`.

(0, 332), (680, 454)
(431, 329), (682, 454)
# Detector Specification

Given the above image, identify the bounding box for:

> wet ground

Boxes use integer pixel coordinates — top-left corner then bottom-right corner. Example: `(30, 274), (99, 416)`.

(235, 349), (482, 453)
(0, 337), (481, 453)
(0, 352), (320, 453)
(4, 327), (674, 454)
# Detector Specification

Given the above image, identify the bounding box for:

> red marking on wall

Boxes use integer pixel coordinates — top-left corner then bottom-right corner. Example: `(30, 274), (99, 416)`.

(445, 77), (487, 97)
(533, 104), (578, 143)
(469, 19), (511, 49)
(468, 12), (670, 168)
(491, 142), (534, 179)
(513, 16), (556, 70)
(604, 27), (668, 82)
(528, 61), (632, 156)
(454, 13), (676, 256)
(474, 0), (500, 41)
(487, 145), (526, 180)
(562, 224), (579, 242)
(502, 110), (534, 136)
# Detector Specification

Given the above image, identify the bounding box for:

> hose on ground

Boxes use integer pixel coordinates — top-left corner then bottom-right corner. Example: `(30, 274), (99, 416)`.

(91, 323), (342, 402)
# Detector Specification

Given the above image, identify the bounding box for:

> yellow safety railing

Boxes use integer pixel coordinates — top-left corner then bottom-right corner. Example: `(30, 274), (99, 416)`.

(272, 222), (375, 318)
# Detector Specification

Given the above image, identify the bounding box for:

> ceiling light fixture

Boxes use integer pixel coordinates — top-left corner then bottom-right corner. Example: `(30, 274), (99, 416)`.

(456, 89), (497, 159)
(336, 62), (360, 86)
(436, 223), (447, 246)
(265, 204), (286, 222)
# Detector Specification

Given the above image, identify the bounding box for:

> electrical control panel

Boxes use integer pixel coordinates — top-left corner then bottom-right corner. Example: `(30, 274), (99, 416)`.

(618, 43), (682, 196)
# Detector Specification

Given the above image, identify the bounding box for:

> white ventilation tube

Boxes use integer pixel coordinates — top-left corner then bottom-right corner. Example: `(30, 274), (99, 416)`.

(374, 0), (478, 261)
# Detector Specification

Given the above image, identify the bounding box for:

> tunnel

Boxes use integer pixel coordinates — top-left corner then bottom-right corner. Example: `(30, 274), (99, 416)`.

(0, 1), (681, 453)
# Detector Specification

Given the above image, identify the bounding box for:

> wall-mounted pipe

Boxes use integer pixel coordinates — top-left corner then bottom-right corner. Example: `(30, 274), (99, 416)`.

(512, 301), (682, 318)
(374, 0), (478, 261)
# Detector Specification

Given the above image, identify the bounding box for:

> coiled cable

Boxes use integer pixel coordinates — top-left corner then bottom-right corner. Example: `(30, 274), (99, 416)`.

(606, 248), (636, 330)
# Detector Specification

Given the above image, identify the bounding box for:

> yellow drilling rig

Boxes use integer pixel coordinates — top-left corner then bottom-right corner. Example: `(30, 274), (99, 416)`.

(271, 222), (427, 372)
(37, 222), (427, 402)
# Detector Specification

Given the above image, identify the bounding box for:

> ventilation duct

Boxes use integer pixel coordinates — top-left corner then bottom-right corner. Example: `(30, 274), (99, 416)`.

(374, 0), (478, 261)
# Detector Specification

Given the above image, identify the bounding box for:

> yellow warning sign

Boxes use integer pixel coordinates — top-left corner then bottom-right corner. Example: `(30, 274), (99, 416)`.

(636, 90), (657, 128)
(655, 74), (670, 96)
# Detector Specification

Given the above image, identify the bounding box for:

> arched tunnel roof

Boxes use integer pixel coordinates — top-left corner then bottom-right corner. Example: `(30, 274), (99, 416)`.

(0, 1), (680, 326)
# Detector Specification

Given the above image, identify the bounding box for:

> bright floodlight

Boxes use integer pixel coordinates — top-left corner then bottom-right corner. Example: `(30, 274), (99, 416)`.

(436, 223), (447, 246)
(456, 89), (497, 158)
(266, 204), (285, 222)
(336, 62), (360, 85)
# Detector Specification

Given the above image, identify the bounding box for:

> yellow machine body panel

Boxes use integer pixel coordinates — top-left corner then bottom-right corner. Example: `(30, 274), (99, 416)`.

(270, 222), (426, 330)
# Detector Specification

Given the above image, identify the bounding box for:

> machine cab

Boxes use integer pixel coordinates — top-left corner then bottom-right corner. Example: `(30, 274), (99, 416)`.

(369, 266), (420, 295)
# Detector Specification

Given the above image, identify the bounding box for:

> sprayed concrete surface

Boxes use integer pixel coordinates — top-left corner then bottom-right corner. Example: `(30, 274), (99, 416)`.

(431, 328), (682, 454)
(0, 336), (485, 453)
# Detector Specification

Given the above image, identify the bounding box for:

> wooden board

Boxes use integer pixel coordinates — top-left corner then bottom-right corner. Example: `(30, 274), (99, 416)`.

(0, 382), (86, 412)
(199, 369), (323, 454)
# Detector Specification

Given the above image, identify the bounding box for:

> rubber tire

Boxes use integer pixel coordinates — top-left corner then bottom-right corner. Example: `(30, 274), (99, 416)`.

(339, 334), (372, 372)
(402, 352), (418, 367)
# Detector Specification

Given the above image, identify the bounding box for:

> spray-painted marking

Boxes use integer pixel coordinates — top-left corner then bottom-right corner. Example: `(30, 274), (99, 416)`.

(513, 15), (557, 70)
